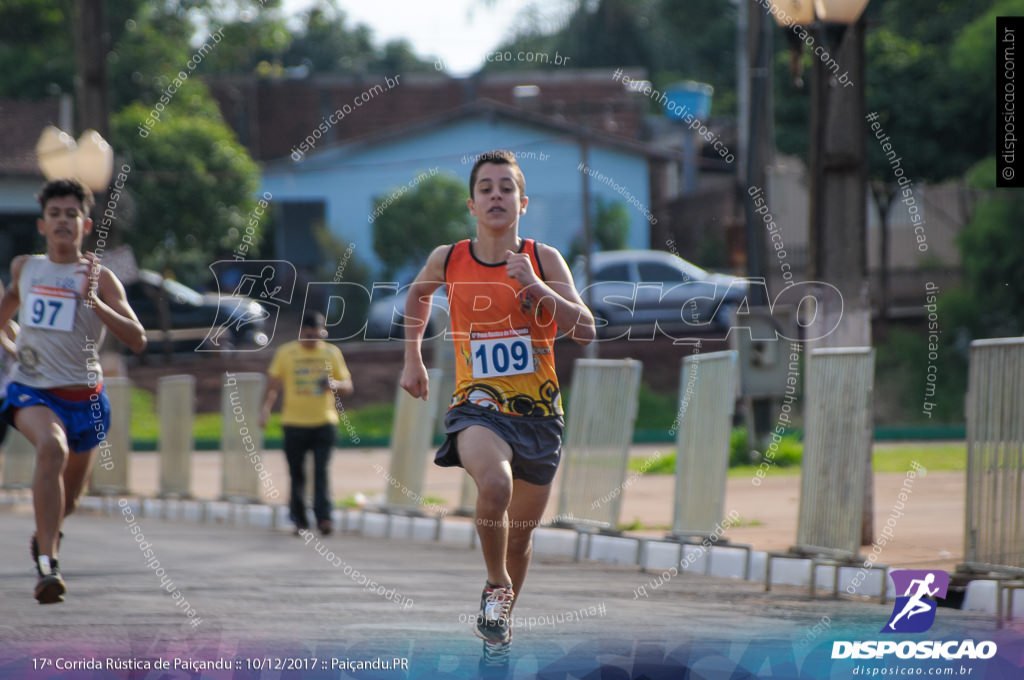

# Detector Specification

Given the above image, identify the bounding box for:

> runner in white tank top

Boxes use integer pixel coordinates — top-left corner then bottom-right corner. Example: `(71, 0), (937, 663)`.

(0, 179), (147, 604)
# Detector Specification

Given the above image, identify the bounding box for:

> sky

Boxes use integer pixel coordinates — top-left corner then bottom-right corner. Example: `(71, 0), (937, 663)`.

(281, 0), (572, 75)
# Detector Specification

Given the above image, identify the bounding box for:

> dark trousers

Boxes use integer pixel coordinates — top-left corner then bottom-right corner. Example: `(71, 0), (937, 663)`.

(283, 424), (335, 527)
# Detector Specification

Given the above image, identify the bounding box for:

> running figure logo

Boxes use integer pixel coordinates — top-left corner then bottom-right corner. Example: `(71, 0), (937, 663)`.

(200, 260), (296, 352)
(882, 570), (949, 634)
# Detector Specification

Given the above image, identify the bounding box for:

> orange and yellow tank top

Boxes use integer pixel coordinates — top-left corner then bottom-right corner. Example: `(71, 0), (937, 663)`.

(444, 239), (562, 417)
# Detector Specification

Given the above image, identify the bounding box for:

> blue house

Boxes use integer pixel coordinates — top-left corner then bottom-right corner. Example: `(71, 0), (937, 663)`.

(260, 100), (681, 279)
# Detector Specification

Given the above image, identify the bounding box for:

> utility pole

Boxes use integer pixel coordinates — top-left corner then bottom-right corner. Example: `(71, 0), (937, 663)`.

(580, 133), (597, 359)
(74, 0), (110, 136)
(806, 18), (873, 545)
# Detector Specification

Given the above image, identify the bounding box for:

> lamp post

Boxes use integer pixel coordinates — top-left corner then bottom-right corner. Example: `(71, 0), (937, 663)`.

(36, 126), (114, 193)
(769, 0), (873, 545)
(771, 0), (870, 343)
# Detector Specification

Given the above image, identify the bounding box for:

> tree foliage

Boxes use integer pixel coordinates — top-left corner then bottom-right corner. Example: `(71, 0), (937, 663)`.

(371, 173), (474, 280)
(568, 196), (630, 262)
(0, 0), (435, 284)
(942, 159), (1024, 337)
(487, 0), (737, 115)
(486, 0), (998, 182)
(111, 98), (262, 274)
(198, 0), (433, 76)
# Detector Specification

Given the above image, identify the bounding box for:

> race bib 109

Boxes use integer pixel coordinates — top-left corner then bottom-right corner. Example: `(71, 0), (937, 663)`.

(23, 287), (77, 332)
(471, 332), (535, 378)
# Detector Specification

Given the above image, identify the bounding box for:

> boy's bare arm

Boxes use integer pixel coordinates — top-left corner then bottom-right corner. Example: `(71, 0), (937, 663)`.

(0, 256), (28, 332)
(516, 243), (596, 345)
(88, 258), (147, 353)
(399, 245), (448, 399)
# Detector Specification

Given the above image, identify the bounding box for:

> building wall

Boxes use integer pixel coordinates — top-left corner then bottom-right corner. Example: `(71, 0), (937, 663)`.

(207, 70), (648, 162)
(260, 117), (652, 277)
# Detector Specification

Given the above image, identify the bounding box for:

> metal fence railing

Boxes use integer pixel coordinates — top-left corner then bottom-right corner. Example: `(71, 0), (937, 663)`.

(158, 375), (195, 498)
(89, 376), (131, 495)
(671, 350), (738, 538)
(795, 347), (875, 557)
(385, 368), (441, 511)
(964, 338), (1024, 574)
(557, 358), (642, 530)
(221, 372), (265, 502)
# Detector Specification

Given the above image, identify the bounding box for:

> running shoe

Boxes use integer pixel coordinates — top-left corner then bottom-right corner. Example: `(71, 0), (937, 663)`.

(34, 557), (66, 604)
(30, 531), (64, 567)
(475, 583), (514, 642)
(479, 638), (512, 676)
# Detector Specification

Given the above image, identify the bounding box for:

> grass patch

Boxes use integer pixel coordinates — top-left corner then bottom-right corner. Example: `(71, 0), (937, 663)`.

(727, 463), (802, 479)
(344, 402), (395, 441)
(630, 428), (804, 476)
(627, 450), (676, 475)
(872, 443), (965, 473)
(130, 388), (159, 440)
(335, 493), (368, 508)
(617, 517), (671, 532)
(129, 387), (395, 444)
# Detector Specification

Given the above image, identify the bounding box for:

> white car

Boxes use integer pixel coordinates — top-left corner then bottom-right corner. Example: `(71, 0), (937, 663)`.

(364, 286), (449, 341)
(572, 250), (749, 338)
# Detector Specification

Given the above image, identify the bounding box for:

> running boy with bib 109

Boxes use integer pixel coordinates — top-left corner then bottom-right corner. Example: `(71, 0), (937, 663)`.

(0, 179), (147, 604)
(400, 150), (595, 665)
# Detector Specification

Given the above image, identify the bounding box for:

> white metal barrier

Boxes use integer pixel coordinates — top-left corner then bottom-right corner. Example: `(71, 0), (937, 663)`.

(1, 428), (35, 489)
(221, 372), (265, 502)
(385, 368), (442, 511)
(672, 350), (738, 537)
(964, 338), (1024, 574)
(158, 375), (195, 498)
(557, 358), (642, 530)
(458, 470), (477, 516)
(795, 347), (875, 556)
(89, 376), (132, 495)
(766, 347), (883, 600)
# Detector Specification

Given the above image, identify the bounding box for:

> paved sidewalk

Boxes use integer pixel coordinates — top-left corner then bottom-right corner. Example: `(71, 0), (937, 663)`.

(0, 504), (1006, 679)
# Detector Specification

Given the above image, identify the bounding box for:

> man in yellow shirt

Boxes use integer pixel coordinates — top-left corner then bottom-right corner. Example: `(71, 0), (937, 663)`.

(260, 312), (353, 535)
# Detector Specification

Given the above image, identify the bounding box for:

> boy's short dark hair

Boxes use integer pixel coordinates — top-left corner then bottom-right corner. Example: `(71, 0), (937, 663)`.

(37, 178), (94, 214)
(469, 150), (526, 198)
(301, 311), (326, 329)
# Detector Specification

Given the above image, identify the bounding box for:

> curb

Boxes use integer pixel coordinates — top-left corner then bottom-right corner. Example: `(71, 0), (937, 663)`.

(0, 491), (899, 601)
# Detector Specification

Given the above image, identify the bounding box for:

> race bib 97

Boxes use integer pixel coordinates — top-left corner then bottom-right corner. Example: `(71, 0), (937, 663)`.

(471, 331), (534, 378)
(23, 287), (77, 332)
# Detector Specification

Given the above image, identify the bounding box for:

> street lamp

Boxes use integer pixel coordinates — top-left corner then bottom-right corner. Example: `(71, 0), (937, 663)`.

(768, 0), (873, 547)
(35, 125), (114, 192)
(813, 0), (869, 25)
(769, 0), (871, 346)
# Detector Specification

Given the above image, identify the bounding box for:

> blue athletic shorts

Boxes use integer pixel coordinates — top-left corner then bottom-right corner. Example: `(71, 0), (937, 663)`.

(435, 403), (564, 485)
(2, 382), (111, 454)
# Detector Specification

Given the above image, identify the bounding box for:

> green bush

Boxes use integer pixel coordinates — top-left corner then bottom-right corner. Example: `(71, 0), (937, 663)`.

(631, 427), (803, 476)
(760, 432), (803, 467)
(731, 426), (802, 468)
(730, 426), (751, 467)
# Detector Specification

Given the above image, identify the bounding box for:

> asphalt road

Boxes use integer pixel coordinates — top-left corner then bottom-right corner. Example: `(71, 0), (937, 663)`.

(0, 506), (1014, 679)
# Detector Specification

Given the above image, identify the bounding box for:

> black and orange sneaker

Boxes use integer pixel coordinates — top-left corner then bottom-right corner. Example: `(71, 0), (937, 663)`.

(30, 531), (63, 568)
(475, 583), (514, 643)
(479, 638), (512, 676)
(34, 556), (66, 605)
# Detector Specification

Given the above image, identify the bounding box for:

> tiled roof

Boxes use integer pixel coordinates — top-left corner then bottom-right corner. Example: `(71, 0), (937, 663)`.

(0, 99), (61, 176)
